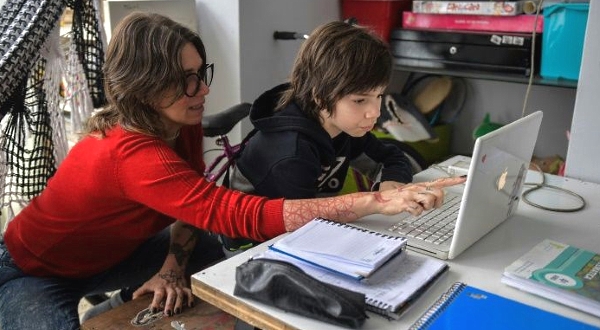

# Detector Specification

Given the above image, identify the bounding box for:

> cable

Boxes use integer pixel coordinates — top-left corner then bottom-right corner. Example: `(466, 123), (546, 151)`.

(521, 183), (586, 212)
(521, 0), (543, 118)
(429, 161), (586, 213)
(521, 162), (586, 212)
(516, 1), (586, 212)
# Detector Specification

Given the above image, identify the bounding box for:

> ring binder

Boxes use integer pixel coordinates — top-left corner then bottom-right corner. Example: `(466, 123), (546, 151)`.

(328, 218), (401, 240)
(409, 282), (465, 329)
(409, 282), (598, 329)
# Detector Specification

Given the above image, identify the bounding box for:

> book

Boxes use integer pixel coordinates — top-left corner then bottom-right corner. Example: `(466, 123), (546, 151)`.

(412, 1), (539, 16)
(409, 282), (598, 329)
(269, 217), (408, 280)
(258, 249), (448, 320)
(402, 11), (544, 33)
(502, 239), (600, 318)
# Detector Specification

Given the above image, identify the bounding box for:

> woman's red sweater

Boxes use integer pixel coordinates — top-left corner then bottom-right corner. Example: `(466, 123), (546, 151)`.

(4, 124), (285, 278)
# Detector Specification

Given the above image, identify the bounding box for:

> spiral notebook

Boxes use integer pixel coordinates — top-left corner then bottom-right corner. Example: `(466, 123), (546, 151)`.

(269, 217), (408, 280)
(410, 282), (598, 330)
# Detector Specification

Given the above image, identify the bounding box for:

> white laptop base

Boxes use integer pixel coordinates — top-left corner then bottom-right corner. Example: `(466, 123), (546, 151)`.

(353, 111), (543, 260)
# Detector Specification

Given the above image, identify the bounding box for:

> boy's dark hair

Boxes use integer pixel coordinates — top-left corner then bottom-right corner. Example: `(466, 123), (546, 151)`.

(278, 21), (393, 123)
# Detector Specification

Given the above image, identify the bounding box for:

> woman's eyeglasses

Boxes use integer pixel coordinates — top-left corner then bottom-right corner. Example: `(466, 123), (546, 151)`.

(185, 63), (214, 97)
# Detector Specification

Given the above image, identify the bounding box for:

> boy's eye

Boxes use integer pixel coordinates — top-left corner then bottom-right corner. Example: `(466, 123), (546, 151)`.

(354, 98), (366, 104)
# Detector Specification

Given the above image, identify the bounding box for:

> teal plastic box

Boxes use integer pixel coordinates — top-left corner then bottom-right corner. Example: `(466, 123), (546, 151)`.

(540, 3), (589, 81)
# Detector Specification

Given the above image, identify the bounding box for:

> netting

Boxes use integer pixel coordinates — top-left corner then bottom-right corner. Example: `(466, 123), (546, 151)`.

(0, 0), (106, 231)
(66, 0), (106, 108)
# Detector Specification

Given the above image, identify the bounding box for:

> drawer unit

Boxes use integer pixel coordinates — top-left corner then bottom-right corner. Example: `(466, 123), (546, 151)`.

(391, 28), (540, 76)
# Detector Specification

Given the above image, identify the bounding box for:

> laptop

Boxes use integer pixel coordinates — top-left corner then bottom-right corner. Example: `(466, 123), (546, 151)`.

(352, 111), (543, 260)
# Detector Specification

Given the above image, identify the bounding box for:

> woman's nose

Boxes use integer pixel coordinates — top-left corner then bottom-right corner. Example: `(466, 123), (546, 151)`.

(200, 81), (210, 96)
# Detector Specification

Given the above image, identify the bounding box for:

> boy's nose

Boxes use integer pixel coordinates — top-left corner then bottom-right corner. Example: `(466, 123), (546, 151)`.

(366, 104), (380, 119)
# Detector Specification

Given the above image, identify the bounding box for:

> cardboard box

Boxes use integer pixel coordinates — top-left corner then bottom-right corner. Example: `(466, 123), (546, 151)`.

(540, 3), (589, 81)
(402, 11), (544, 33)
(412, 1), (529, 16)
(342, 0), (411, 42)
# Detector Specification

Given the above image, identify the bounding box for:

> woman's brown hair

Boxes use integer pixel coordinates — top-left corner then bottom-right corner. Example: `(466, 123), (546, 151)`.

(85, 12), (207, 137)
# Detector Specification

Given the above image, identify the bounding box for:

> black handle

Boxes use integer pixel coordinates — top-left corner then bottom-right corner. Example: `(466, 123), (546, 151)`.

(273, 31), (306, 40)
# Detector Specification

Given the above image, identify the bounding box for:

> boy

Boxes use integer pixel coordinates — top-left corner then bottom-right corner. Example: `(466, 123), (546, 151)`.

(226, 21), (414, 251)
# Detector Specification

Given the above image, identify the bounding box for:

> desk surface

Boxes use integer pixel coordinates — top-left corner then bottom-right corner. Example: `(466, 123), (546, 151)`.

(192, 157), (600, 330)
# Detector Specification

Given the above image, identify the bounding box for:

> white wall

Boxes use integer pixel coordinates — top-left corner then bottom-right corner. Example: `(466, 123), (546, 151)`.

(387, 73), (577, 162)
(565, 0), (599, 183)
(194, 0), (243, 123)
(195, 0), (583, 164)
(446, 80), (576, 158)
(396, 3), (595, 182)
(104, 0), (199, 40)
(103, 0), (597, 182)
(195, 0), (340, 155)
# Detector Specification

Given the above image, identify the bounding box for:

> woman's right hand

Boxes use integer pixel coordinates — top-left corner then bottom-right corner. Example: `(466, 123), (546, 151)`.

(282, 176), (466, 232)
(374, 176), (466, 216)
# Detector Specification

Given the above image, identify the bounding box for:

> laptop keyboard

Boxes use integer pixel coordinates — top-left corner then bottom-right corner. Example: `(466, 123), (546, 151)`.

(387, 195), (461, 245)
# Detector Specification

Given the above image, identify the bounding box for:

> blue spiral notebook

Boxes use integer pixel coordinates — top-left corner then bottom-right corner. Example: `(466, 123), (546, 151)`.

(409, 282), (598, 330)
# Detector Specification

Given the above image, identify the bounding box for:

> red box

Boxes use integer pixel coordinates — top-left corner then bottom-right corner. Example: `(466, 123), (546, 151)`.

(342, 0), (412, 42)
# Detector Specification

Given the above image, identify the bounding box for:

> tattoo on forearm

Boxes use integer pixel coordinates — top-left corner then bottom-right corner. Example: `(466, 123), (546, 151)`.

(284, 194), (360, 230)
(170, 223), (200, 266)
(170, 244), (191, 266)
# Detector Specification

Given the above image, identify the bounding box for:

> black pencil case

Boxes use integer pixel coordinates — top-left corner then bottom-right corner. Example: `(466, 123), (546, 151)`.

(233, 258), (368, 329)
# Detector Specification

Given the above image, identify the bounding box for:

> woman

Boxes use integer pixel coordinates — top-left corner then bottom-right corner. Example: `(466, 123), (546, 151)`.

(0, 12), (463, 330)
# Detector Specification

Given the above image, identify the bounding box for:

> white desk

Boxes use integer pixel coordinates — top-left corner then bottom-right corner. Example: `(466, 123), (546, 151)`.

(192, 157), (600, 330)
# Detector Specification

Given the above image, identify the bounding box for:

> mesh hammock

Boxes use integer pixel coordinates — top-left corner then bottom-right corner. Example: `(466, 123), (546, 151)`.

(0, 0), (106, 231)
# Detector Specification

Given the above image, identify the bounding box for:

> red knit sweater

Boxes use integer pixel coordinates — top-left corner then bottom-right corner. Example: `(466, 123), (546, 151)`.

(4, 124), (285, 278)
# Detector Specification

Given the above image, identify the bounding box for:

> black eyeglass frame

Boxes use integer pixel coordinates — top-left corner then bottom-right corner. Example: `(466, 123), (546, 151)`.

(184, 63), (214, 97)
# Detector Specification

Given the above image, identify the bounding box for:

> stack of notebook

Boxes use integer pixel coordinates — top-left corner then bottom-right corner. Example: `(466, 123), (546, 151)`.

(259, 217), (449, 319)
(502, 239), (600, 318)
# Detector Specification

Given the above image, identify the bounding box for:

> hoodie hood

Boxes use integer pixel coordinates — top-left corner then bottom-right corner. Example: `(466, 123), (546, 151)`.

(249, 83), (333, 152)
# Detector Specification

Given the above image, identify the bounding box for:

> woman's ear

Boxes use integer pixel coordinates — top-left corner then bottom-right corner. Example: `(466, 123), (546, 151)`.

(315, 99), (325, 111)
(311, 88), (322, 108)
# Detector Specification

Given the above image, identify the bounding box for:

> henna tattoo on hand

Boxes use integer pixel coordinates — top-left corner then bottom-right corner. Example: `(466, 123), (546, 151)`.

(373, 191), (390, 203)
(159, 269), (183, 284)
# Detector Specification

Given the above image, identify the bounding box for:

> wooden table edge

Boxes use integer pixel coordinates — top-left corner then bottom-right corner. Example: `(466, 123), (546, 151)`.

(191, 277), (300, 330)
